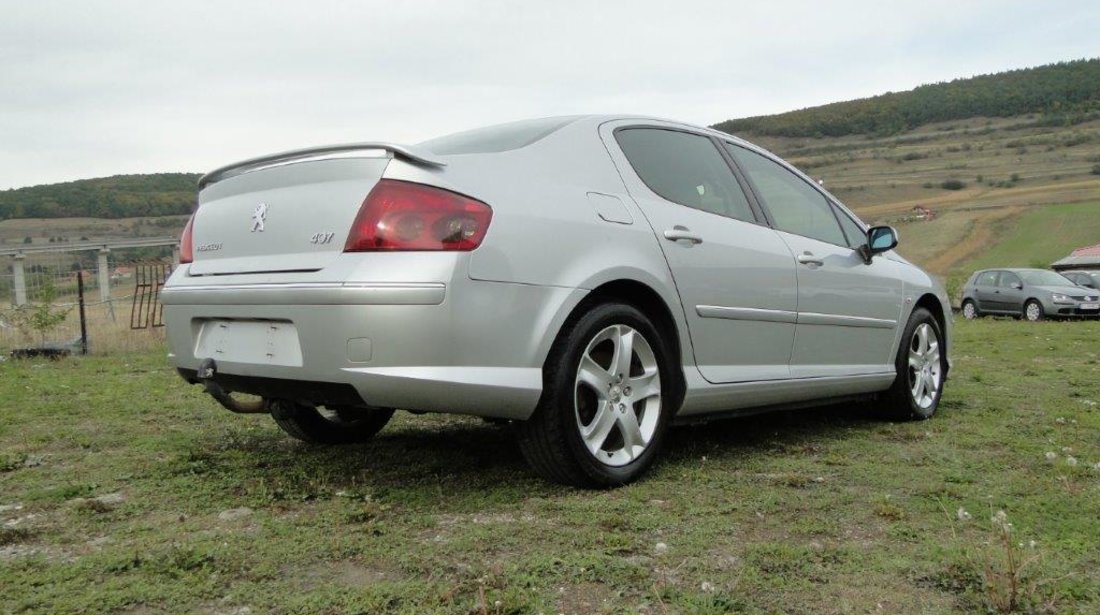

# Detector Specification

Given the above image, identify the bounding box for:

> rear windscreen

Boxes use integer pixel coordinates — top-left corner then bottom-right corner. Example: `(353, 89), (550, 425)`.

(419, 116), (581, 155)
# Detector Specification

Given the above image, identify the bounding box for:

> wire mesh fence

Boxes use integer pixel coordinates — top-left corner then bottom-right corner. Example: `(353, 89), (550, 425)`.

(1, 247), (174, 357)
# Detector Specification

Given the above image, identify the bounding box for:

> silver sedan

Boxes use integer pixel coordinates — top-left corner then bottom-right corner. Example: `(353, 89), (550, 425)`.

(163, 115), (953, 487)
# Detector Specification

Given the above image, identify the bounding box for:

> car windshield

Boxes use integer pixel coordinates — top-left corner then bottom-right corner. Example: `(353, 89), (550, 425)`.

(418, 116), (581, 155)
(1018, 270), (1074, 286)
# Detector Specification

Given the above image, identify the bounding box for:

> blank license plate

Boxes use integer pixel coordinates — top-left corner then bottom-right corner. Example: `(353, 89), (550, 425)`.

(194, 320), (303, 366)
(1080, 303), (1099, 311)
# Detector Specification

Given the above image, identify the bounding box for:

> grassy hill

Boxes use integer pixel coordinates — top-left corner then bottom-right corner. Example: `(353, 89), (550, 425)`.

(0, 173), (199, 221)
(714, 59), (1100, 138)
(713, 60), (1100, 296)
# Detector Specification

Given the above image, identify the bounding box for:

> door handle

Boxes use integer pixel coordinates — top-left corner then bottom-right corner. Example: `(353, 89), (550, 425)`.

(797, 252), (824, 266)
(663, 226), (703, 245)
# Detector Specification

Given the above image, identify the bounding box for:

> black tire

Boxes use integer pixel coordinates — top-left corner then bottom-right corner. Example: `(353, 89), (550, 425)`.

(961, 299), (979, 320)
(879, 307), (946, 421)
(269, 400), (394, 444)
(515, 302), (677, 488)
(1023, 299), (1045, 322)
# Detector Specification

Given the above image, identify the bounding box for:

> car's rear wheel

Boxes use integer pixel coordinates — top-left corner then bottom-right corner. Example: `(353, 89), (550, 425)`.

(1024, 300), (1044, 322)
(269, 400), (394, 444)
(516, 302), (675, 488)
(879, 307), (945, 421)
(961, 299), (979, 320)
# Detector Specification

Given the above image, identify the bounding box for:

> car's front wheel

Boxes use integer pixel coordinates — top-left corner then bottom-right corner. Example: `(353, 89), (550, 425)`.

(269, 400), (394, 444)
(879, 307), (946, 420)
(516, 302), (675, 488)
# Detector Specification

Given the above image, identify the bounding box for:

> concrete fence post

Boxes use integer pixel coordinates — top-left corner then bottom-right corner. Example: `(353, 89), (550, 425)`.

(97, 248), (111, 303)
(12, 253), (27, 306)
(171, 244), (181, 265)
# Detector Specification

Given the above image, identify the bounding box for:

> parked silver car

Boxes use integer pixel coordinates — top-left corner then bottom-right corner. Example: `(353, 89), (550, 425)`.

(1062, 270), (1100, 290)
(960, 268), (1100, 321)
(163, 115), (953, 486)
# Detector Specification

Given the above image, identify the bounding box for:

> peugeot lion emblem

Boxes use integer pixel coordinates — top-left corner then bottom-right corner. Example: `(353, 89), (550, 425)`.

(251, 203), (268, 232)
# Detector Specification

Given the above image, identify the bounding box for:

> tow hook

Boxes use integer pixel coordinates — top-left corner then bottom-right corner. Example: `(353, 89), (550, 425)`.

(196, 358), (268, 414)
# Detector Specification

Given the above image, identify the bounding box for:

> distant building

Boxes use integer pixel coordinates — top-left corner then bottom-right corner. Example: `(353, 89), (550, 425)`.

(110, 266), (134, 281)
(1051, 244), (1100, 271)
(910, 205), (937, 221)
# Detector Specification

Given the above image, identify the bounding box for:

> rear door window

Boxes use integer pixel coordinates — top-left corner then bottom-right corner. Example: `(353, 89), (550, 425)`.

(615, 128), (757, 223)
(999, 272), (1022, 288)
(976, 271), (998, 286)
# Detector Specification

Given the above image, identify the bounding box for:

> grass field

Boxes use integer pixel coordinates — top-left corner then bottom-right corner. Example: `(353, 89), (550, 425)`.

(2, 319), (1098, 614)
(958, 202), (1100, 272)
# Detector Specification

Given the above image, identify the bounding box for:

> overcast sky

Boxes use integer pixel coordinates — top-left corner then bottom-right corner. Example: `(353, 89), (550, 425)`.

(1, 0), (1097, 189)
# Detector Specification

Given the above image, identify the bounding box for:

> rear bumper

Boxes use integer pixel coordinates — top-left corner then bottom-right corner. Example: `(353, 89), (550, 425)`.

(163, 280), (586, 420)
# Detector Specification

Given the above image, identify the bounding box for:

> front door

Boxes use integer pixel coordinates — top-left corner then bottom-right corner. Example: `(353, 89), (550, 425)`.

(995, 271), (1025, 313)
(725, 142), (903, 378)
(603, 123), (798, 383)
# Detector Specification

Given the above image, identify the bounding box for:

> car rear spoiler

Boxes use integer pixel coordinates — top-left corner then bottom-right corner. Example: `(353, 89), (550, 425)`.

(198, 142), (447, 189)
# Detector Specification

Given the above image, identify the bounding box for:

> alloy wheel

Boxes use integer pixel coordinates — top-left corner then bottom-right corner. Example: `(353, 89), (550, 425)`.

(962, 302), (977, 319)
(1025, 302), (1042, 321)
(908, 323), (942, 409)
(574, 324), (661, 467)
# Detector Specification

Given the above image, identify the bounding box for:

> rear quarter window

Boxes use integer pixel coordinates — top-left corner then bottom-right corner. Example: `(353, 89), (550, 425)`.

(615, 128), (756, 222)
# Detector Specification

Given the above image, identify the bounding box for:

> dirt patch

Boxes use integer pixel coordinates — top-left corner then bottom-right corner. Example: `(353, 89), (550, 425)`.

(555, 581), (619, 615)
(922, 206), (1023, 274)
(285, 559), (405, 590)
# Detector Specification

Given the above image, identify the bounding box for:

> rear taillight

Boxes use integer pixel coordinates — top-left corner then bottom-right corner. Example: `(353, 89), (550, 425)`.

(179, 214), (195, 264)
(344, 179), (492, 252)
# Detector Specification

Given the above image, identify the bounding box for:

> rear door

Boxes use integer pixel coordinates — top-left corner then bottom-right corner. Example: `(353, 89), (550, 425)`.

(996, 271), (1025, 313)
(973, 271), (1001, 312)
(724, 143), (903, 378)
(603, 124), (798, 383)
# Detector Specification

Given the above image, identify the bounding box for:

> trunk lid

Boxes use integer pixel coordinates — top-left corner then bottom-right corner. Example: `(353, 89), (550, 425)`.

(188, 155), (390, 275)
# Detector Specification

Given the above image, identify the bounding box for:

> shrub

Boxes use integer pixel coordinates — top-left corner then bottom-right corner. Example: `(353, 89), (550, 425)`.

(1091, 164), (1100, 176)
(941, 179), (966, 190)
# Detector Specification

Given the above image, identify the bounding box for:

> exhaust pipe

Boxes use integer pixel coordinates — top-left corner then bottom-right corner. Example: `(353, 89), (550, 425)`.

(196, 358), (268, 414)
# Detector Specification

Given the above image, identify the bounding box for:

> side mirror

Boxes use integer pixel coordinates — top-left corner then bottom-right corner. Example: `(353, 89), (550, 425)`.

(859, 226), (898, 263)
(1011, 282), (1023, 290)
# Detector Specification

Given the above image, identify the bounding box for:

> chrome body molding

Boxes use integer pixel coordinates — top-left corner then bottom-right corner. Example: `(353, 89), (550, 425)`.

(696, 305), (797, 324)
(796, 311), (897, 329)
(697, 305), (896, 328)
(161, 282), (446, 306)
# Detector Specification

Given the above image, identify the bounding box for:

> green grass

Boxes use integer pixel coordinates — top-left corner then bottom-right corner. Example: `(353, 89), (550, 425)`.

(2, 321), (1099, 613)
(957, 201), (1100, 273)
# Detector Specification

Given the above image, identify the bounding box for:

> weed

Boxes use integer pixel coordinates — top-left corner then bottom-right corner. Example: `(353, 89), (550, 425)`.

(980, 511), (1041, 612)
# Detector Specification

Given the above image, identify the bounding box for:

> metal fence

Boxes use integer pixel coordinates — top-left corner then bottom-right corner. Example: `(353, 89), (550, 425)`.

(1, 239), (178, 356)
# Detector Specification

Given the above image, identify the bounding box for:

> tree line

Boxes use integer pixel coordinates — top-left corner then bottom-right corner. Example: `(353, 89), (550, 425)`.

(712, 58), (1100, 138)
(0, 173), (199, 220)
